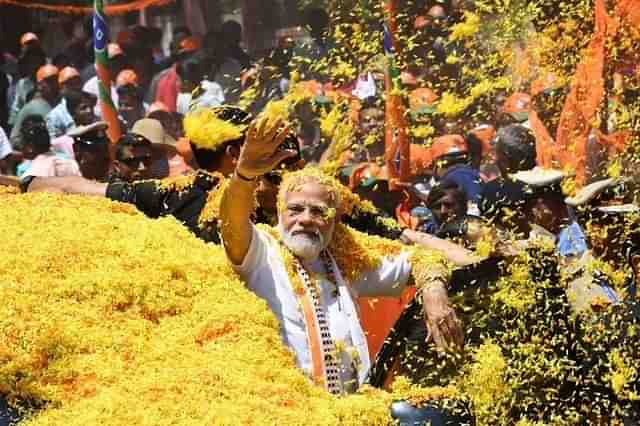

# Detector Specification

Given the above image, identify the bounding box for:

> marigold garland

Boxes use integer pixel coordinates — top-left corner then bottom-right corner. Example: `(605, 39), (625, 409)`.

(328, 224), (404, 283)
(156, 173), (199, 192)
(0, 0), (173, 15)
(407, 248), (452, 290)
(389, 377), (459, 407)
(197, 174), (230, 230)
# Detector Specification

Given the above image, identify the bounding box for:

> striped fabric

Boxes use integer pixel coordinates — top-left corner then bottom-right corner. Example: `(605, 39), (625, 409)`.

(93, 0), (121, 144)
(296, 255), (342, 395)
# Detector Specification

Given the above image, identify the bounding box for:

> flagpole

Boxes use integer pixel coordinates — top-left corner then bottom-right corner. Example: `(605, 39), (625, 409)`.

(383, 0), (410, 188)
(94, 0), (122, 149)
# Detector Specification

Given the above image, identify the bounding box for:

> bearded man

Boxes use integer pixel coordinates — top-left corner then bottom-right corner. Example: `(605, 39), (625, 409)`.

(220, 117), (463, 395)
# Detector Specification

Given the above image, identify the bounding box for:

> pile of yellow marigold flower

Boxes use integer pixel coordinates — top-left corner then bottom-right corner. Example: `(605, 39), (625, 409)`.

(0, 191), (404, 425)
(1, 185), (639, 425)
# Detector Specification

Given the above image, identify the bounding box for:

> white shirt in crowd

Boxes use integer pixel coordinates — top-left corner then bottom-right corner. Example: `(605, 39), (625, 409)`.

(46, 98), (75, 139)
(232, 225), (412, 390)
(19, 151), (81, 180)
(83, 76), (118, 118)
(0, 127), (12, 161)
(178, 80), (225, 114)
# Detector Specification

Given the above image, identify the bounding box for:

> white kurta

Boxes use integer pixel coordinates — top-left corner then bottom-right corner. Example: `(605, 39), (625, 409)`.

(232, 225), (412, 389)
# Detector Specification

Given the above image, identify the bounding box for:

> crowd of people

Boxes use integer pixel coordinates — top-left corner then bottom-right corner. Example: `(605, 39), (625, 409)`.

(0, 15), (258, 182)
(1, 0), (640, 424)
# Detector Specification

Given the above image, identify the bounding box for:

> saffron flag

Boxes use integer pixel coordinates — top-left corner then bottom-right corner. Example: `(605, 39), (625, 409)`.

(94, 0), (121, 145)
(555, 0), (634, 185)
(555, 0), (608, 185)
(383, 1), (410, 186)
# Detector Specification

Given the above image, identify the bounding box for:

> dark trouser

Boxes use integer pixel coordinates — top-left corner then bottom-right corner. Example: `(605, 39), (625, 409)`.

(391, 401), (474, 426)
(0, 395), (21, 426)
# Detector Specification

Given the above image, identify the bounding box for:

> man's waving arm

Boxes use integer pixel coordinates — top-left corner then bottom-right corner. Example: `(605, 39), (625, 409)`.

(220, 118), (295, 265)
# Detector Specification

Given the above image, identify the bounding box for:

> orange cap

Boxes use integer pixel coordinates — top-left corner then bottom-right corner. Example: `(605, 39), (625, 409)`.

(147, 102), (170, 114)
(36, 64), (59, 83)
(502, 92), (532, 115)
(179, 36), (202, 53)
(430, 134), (467, 161)
(58, 66), (80, 85)
(469, 124), (496, 155)
(108, 43), (124, 59)
(20, 32), (39, 46)
(409, 88), (438, 112)
(116, 69), (139, 88)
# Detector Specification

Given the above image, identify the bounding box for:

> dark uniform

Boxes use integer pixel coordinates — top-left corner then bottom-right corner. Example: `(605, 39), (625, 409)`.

(106, 170), (225, 244)
(24, 170), (405, 246)
(106, 170), (405, 244)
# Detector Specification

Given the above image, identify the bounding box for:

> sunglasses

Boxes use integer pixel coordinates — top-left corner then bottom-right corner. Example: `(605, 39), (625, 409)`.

(74, 135), (109, 146)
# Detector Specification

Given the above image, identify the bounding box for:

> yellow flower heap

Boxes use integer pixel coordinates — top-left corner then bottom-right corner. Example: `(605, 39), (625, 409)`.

(0, 191), (405, 425)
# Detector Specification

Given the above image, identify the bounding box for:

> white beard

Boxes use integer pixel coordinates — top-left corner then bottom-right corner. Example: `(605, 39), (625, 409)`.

(278, 222), (334, 262)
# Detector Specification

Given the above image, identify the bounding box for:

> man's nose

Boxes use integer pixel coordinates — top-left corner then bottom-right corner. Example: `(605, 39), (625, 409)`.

(137, 160), (147, 172)
(297, 209), (315, 225)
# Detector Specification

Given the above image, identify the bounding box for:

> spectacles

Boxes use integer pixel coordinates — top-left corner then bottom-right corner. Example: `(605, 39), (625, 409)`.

(74, 136), (109, 146)
(286, 203), (333, 221)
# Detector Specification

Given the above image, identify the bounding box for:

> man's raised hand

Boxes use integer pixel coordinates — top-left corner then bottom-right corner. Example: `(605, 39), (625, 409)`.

(235, 117), (296, 180)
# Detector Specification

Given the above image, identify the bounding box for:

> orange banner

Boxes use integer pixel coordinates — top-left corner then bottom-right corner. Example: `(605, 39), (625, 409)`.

(554, 0), (636, 185)
(383, 0), (410, 187)
(616, 0), (640, 27)
(0, 0), (174, 15)
(555, 0), (608, 185)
